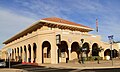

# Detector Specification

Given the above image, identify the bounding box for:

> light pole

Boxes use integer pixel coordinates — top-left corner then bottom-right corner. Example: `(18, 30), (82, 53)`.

(108, 35), (113, 66)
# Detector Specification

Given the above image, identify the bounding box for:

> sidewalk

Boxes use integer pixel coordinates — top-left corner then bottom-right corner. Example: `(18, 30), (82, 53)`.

(39, 59), (120, 69)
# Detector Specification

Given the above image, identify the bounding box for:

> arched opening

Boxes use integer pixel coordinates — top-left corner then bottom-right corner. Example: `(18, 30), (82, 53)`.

(33, 43), (37, 63)
(71, 42), (80, 60)
(92, 43), (99, 56)
(104, 49), (111, 60)
(82, 42), (90, 59)
(24, 46), (27, 62)
(104, 49), (118, 60)
(113, 49), (118, 58)
(42, 41), (51, 63)
(58, 41), (69, 63)
(28, 44), (31, 63)
(17, 48), (19, 61)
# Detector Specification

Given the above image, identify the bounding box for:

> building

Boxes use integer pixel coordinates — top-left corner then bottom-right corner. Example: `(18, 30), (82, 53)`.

(1, 17), (120, 64)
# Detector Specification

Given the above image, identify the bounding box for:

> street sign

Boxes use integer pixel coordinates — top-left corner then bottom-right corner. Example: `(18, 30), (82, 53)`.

(7, 48), (12, 56)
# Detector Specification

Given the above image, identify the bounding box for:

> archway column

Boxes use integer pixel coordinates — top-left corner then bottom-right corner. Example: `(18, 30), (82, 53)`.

(31, 45), (33, 63)
(68, 48), (71, 60)
(89, 49), (92, 57)
(22, 47), (24, 62)
(36, 42), (42, 64)
(100, 50), (104, 59)
(26, 47), (29, 63)
(51, 41), (58, 64)
(13, 49), (15, 61)
(18, 48), (20, 61)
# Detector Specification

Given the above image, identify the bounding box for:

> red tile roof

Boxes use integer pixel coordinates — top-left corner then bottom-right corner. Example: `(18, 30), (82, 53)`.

(41, 17), (91, 29)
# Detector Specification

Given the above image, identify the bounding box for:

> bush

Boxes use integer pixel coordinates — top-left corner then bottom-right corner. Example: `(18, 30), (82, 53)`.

(87, 56), (103, 61)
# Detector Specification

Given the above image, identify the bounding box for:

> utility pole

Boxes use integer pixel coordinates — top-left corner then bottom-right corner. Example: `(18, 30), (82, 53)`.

(108, 35), (113, 66)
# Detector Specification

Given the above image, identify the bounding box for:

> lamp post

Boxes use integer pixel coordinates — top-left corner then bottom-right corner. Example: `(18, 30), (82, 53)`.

(108, 35), (113, 66)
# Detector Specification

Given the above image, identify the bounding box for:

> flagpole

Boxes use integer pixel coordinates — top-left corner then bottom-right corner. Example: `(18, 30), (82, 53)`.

(96, 18), (99, 35)
(96, 19), (98, 33)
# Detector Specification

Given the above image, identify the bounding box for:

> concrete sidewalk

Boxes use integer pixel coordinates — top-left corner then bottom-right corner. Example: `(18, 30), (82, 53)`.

(0, 68), (26, 72)
(39, 59), (120, 69)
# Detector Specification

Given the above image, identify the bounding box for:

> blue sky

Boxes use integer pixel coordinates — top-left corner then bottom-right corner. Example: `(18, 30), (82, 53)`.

(0, 0), (120, 48)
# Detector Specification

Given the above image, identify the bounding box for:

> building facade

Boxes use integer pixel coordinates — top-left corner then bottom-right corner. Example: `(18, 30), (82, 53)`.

(1, 17), (120, 64)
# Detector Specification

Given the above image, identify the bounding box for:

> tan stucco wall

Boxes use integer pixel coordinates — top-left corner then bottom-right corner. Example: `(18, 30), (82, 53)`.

(1, 25), (120, 64)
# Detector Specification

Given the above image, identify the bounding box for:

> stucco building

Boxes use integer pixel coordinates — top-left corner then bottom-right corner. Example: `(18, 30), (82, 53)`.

(1, 17), (120, 64)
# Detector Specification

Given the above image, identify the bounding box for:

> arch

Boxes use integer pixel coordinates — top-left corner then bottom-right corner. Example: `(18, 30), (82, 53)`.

(104, 49), (118, 60)
(24, 45), (27, 62)
(28, 44), (31, 62)
(17, 47), (20, 61)
(71, 42), (80, 60)
(82, 42), (90, 59)
(42, 41), (51, 63)
(104, 49), (111, 60)
(113, 49), (118, 58)
(58, 41), (69, 63)
(33, 43), (37, 63)
(92, 43), (99, 56)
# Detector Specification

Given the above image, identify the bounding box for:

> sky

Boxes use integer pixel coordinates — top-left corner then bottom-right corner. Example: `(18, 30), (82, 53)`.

(0, 0), (120, 49)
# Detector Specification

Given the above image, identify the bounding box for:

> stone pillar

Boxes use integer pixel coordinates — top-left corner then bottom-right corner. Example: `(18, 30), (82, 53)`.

(68, 48), (72, 60)
(14, 49), (16, 61)
(36, 42), (42, 64)
(51, 41), (58, 64)
(100, 51), (104, 59)
(31, 46), (33, 63)
(22, 48), (24, 62)
(18, 48), (20, 61)
(26, 47), (29, 63)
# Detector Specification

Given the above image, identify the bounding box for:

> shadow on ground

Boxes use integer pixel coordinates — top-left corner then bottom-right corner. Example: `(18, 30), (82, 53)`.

(11, 64), (120, 72)
(12, 64), (76, 72)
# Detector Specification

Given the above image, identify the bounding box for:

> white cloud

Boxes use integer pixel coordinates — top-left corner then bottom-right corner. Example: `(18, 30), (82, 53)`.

(0, 8), (36, 48)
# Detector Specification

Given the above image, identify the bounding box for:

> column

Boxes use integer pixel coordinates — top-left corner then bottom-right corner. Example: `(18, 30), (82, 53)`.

(36, 42), (42, 64)
(22, 48), (24, 62)
(31, 46), (33, 63)
(51, 42), (58, 64)
(68, 48), (72, 60)
(18, 48), (20, 61)
(26, 47), (29, 63)
(14, 49), (16, 61)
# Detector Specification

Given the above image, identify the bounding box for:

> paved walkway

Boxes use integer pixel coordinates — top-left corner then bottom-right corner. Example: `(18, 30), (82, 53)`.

(0, 68), (25, 72)
(40, 59), (120, 69)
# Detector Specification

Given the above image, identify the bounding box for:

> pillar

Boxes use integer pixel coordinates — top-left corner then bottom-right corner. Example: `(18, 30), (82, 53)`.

(22, 47), (24, 62)
(31, 46), (33, 63)
(26, 47), (29, 63)
(68, 48), (72, 60)
(51, 41), (58, 64)
(36, 42), (42, 64)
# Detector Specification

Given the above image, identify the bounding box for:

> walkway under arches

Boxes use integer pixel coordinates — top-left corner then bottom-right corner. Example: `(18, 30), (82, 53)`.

(33, 43), (37, 63)
(42, 41), (51, 63)
(104, 49), (118, 60)
(71, 42), (80, 60)
(92, 43), (99, 56)
(58, 41), (69, 63)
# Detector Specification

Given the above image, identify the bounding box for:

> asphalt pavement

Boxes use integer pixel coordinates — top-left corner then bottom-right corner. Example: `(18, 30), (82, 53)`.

(1, 59), (120, 72)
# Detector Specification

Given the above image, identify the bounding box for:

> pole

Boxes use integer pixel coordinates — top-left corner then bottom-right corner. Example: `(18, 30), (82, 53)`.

(9, 55), (10, 68)
(111, 41), (113, 66)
